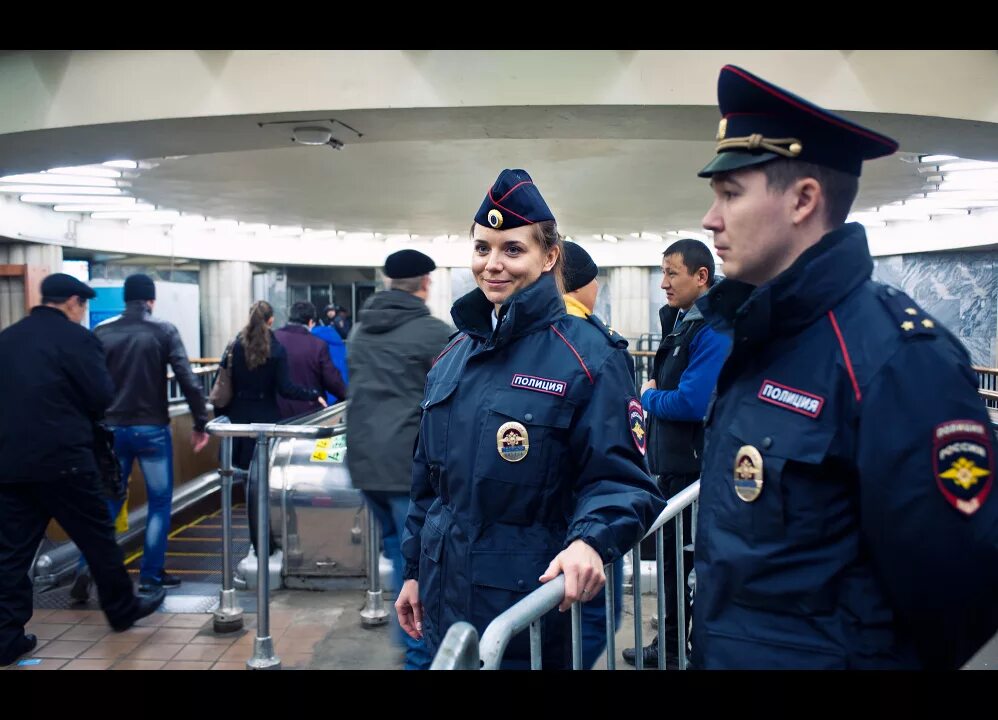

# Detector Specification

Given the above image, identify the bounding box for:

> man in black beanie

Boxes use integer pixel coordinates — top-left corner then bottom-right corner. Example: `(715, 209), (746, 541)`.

(71, 273), (210, 599)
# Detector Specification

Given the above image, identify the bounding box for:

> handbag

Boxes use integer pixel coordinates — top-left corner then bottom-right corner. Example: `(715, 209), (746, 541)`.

(93, 421), (126, 502)
(209, 338), (236, 410)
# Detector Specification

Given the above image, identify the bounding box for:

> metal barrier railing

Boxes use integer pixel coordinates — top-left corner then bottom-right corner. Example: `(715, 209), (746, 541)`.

(205, 416), (337, 670)
(167, 364), (219, 405)
(443, 480), (700, 671)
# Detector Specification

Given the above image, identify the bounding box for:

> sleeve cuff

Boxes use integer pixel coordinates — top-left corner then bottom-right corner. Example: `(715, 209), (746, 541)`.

(403, 564), (419, 581)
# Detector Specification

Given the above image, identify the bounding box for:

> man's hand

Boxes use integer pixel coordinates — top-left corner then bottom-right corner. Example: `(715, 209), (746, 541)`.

(640, 379), (657, 396)
(191, 430), (210, 453)
(317, 395), (328, 408)
(539, 539), (606, 612)
(396, 579), (423, 640)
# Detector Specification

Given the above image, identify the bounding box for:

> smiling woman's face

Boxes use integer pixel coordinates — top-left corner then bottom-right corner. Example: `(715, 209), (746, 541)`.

(472, 223), (558, 310)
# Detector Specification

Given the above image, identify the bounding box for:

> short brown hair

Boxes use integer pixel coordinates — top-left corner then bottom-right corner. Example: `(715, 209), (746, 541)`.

(760, 158), (859, 227)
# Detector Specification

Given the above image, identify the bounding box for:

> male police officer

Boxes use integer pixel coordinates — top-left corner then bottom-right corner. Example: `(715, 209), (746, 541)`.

(691, 65), (998, 669)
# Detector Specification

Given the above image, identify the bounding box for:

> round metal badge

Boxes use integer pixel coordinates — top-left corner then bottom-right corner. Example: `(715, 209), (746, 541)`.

(487, 208), (504, 229)
(733, 445), (763, 502)
(497, 421), (529, 462)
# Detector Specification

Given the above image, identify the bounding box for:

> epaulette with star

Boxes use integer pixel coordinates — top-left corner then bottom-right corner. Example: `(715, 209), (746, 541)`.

(876, 285), (937, 338)
(587, 312), (629, 349)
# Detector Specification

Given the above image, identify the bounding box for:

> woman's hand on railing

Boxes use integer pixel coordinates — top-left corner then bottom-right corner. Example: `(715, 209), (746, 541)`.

(539, 539), (606, 612)
(396, 579), (423, 640)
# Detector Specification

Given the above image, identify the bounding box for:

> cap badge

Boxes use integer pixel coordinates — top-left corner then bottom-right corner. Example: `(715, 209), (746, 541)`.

(487, 209), (504, 229)
(716, 117), (727, 141)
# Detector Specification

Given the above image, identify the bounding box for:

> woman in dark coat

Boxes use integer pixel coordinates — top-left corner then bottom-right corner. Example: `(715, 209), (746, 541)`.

(220, 300), (323, 555)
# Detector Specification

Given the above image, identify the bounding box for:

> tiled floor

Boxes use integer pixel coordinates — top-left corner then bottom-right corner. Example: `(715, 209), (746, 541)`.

(5, 586), (405, 671)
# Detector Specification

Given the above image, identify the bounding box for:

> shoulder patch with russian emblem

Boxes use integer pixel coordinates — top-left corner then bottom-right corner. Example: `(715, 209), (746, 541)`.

(933, 419), (993, 516)
(627, 399), (646, 455)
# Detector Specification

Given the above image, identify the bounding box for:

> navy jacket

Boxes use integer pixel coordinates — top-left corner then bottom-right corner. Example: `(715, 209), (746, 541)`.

(692, 223), (998, 670)
(0, 306), (115, 482)
(401, 273), (665, 667)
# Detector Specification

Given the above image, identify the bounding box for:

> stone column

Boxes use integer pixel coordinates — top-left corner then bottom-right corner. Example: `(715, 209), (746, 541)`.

(0, 242), (62, 330)
(427, 267), (453, 327)
(608, 266), (650, 341)
(199, 260), (253, 357)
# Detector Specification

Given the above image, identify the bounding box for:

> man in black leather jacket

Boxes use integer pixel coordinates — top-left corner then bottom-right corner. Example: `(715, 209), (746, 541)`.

(78, 274), (210, 596)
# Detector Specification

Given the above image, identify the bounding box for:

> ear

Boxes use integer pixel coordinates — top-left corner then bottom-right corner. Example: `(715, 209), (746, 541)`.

(696, 266), (710, 287)
(790, 177), (821, 226)
(421, 274), (432, 293)
(543, 245), (560, 273)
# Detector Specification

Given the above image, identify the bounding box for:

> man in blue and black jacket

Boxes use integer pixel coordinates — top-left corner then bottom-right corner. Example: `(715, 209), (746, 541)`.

(623, 238), (731, 669)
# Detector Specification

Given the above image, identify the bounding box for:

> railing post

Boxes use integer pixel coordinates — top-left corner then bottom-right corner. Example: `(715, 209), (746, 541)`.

(631, 545), (643, 670)
(247, 432), (280, 670)
(360, 509), (388, 626)
(675, 512), (687, 671)
(213, 432), (244, 633)
(604, 561), (616, 670)
(656, 525), (667, 670)
(571, 601), (583, 670)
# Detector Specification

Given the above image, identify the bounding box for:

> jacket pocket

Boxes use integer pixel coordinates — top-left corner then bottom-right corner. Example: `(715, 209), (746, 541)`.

(419, 381), (458, 463)
(473, 389), (574, 525)
(704, 629), (847, 670)
(418, 517), (446, 634)
(716, 398), (837, 542)
(469, 550), (553, 625)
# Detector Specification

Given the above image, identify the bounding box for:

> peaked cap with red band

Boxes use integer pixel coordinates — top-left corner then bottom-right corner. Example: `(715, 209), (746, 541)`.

(698, 65), (899, 178)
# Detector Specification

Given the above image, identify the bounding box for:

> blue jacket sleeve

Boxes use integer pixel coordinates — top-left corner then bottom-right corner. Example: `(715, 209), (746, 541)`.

(641, 325), (730, 421)
(856, 337), (998, 669)
(564, 349), (667, 564)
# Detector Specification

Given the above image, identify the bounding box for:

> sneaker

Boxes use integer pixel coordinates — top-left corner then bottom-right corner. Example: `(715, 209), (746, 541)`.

(69, 571), (92, 603)
(0, 634), (37, 666)
(621, 636), (680, 669)
(111, 587), (166, 632)
(138, 571), (182, 591)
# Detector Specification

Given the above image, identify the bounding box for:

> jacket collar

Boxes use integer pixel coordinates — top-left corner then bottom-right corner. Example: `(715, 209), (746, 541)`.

(698, 222), (872, 343)
(451, 272), (566, 344)
(563, 294), (591, 319)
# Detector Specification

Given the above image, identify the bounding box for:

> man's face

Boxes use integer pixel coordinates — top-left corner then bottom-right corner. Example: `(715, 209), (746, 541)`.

(660, 254), (706, 311)
(67, 296), (87, 324)
(702, 167), (795, 286)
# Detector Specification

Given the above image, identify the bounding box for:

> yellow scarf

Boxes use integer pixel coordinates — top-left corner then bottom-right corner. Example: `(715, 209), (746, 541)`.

(563, 294), (590, 319)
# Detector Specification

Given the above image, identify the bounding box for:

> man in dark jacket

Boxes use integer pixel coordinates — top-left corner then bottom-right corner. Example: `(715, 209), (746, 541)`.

(0, 273), (164, 666)
(274, 301), (348, 418)
(83, 273), (210, 596)
(346, 249), (451, 670)
(622, 238), (731, 669)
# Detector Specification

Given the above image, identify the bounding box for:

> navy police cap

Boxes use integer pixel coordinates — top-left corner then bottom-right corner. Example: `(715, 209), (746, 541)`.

(474, 169), (556, 230)
(698, 65), (898, 178)
(40, 272), (96, 300)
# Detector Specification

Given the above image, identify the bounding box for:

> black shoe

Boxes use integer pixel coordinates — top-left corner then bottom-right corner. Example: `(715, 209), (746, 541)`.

(1, 634), (38, 666)
(111, 587), (166, 632)
(138, 571), (182, 591)
(69, 571), (92, 603)
(622, 636), (680, 669)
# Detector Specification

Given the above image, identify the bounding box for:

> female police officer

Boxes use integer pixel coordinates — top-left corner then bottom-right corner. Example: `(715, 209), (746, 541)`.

(395, 169), (665, 669)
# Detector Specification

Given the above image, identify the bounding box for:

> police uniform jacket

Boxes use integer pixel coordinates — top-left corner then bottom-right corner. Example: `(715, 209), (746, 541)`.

(0, 306), (115, 482)
(692, 223), (998, 669)
(400, 272), (665, 665)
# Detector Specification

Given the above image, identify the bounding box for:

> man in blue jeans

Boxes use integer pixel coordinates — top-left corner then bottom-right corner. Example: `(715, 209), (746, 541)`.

(346, 250), (452, 670)
(73, 273), (210, 599)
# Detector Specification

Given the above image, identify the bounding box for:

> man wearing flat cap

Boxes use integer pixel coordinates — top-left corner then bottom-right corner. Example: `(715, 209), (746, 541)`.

(0, 274), (165, 665)
(691, 65), (998, 670)
(346, 249), (451, 669)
